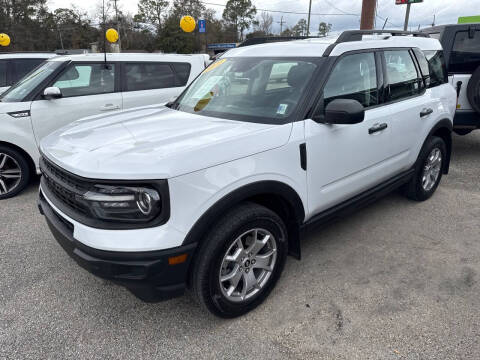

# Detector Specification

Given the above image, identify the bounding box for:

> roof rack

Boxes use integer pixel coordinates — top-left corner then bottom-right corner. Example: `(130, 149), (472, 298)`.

(336, 30), (429, 43)
(238, 36), (320, 48)
(323, 30), (430, 56)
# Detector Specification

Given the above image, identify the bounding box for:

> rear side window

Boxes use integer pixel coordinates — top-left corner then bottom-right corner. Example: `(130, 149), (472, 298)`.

(0, 60), (6, 87)
(12, 58), (45, 83)
(384, 50), (421, 101)
(172, 63), (191, 86)
(125, 63), (175, 91)
(450, 30), (480, 73)
(323, 52), (378, 108)
(53, 63), (116, 97)
(412, 48), (430, 86)
(423, 50), (448, 87)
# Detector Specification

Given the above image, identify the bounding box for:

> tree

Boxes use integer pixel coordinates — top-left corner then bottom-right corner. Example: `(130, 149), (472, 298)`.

(135, 0), (169, 34)
(254, 11), (273, 35)
(222, 0), (257, 41)
(292, 19), (307, 36)
(318, 22), (332, 37)
(280, 27), (294, 37)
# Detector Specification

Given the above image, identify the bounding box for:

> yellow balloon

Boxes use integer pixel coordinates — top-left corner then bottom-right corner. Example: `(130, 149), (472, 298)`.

(106, 28), (119, 43)
(180, 16), (196, 33)
(0, 33), (11, 47)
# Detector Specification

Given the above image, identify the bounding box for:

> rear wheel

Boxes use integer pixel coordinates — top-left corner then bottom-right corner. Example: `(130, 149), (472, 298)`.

(191, 203), (288, 318)
(0, 146), (30, 200)
(404, 136), (446, 202)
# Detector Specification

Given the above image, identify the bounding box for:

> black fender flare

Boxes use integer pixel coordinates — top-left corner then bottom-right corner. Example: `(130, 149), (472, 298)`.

(182, 180), (306, 258)
(426, 119), (453, 174)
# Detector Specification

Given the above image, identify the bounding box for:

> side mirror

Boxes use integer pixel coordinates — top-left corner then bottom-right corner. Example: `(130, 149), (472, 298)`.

(43, 87), (62, 100)
(323, 99), (365, 125)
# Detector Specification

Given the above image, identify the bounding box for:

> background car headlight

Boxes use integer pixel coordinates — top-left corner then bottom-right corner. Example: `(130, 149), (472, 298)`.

(81, 185), (162, 222)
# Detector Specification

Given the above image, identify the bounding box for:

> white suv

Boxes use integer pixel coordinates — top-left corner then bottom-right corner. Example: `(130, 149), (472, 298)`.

(0, 53), (208, 199)
(38, 31), (456, 317)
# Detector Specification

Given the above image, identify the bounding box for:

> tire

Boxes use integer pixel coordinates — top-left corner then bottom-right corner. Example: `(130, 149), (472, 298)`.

(467, 66), (480, 114)
(0, 146), (31, 200)
(191, 202), (288, 318)
(404, 136), (446, 202)
(454, 129), (473, 136)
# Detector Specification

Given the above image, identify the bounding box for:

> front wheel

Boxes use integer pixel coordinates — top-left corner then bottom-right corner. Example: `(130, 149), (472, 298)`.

(191, 203), (288, 318)
(0, 146), (30, 200)
(404, 136), (446, 202)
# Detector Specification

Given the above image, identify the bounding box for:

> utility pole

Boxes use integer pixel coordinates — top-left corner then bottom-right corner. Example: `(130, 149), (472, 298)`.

(403, 2), (411, 31)
(111, 0), (121, 51)
(277, 16), (285, 35)
(307, 0), (312, 36)
(360, 0), (376, 30)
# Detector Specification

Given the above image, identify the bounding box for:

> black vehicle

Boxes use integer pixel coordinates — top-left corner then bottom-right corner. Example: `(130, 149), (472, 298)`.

(423, 24), (480, 135)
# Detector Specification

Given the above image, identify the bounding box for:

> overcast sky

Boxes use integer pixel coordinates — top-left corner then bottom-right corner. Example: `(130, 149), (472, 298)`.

(47, 0), (479, 35)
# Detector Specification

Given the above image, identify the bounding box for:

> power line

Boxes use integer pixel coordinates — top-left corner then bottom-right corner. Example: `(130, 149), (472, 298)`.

(200, 1), (358, 16)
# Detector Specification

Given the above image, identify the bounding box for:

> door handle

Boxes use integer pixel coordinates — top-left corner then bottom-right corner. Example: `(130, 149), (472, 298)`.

(100, 104), (120, 111)
(420, 108), (433, 117)
(368, 123), (388, 134)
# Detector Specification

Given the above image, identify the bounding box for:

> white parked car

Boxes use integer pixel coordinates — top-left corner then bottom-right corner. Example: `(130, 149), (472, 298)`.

(0, 52), (208, 198)
(38, 31), (456, 317)
(0, 52), (56, 94)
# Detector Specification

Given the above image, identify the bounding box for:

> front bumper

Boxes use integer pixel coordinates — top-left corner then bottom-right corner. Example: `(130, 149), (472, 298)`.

(38, 190), (197, 302)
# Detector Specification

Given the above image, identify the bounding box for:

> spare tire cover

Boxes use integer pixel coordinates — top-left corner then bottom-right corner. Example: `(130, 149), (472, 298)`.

(467, 66), (480, 114)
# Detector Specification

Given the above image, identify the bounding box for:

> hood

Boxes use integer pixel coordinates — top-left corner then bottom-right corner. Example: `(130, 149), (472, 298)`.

(40, 106), (292, 180)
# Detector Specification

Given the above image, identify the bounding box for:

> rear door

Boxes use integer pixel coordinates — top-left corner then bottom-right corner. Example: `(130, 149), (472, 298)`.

(30, 62), (121, 142)
(378, 48), (432, 170)
(121, 62), (192, 109)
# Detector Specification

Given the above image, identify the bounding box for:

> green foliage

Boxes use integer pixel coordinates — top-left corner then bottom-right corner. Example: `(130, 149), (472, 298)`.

(0, 0), (259, 53)
(318, 22), (332, 37)
(136, 0), (169, 32)
(292, 19), (307, 36)
(222, 0), (257, 41)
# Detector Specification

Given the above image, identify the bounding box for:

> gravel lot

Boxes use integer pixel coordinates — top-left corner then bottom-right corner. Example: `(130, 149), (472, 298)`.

(1, 133), (479, 359)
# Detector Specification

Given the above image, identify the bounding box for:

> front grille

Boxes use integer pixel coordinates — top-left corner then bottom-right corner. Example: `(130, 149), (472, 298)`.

(40, 157), (91, 217)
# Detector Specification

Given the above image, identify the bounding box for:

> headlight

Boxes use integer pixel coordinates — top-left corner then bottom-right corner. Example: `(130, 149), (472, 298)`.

(82, 185), (162, 223)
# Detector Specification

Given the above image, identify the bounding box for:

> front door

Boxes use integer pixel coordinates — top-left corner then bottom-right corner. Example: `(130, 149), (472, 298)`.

(31, 62), (121, 143)
(306, 51), (395, 215)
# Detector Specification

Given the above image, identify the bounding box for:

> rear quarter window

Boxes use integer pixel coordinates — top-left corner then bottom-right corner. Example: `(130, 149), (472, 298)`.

(450, 30), (480, 73)
(172, 63), (191, 86)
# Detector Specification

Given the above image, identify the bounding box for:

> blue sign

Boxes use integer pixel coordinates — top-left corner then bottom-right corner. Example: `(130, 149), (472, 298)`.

(207, 43), (237, 50)
(199, 19), (206, 33)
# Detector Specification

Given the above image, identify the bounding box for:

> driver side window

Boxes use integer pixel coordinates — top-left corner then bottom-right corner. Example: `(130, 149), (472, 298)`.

(53, 63), (115, 98)
(324, 52), (378, 109)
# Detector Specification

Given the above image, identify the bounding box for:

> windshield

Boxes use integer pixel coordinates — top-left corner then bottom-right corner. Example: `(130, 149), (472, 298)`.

(1, 61), (64, 102)
(174, 57), (320, 123)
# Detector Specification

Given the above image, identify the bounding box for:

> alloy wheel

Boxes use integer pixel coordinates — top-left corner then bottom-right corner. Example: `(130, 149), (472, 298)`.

(219, 228), (277, 303)
(0, 153), (22, 196)
(422, 148), (442, 192)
